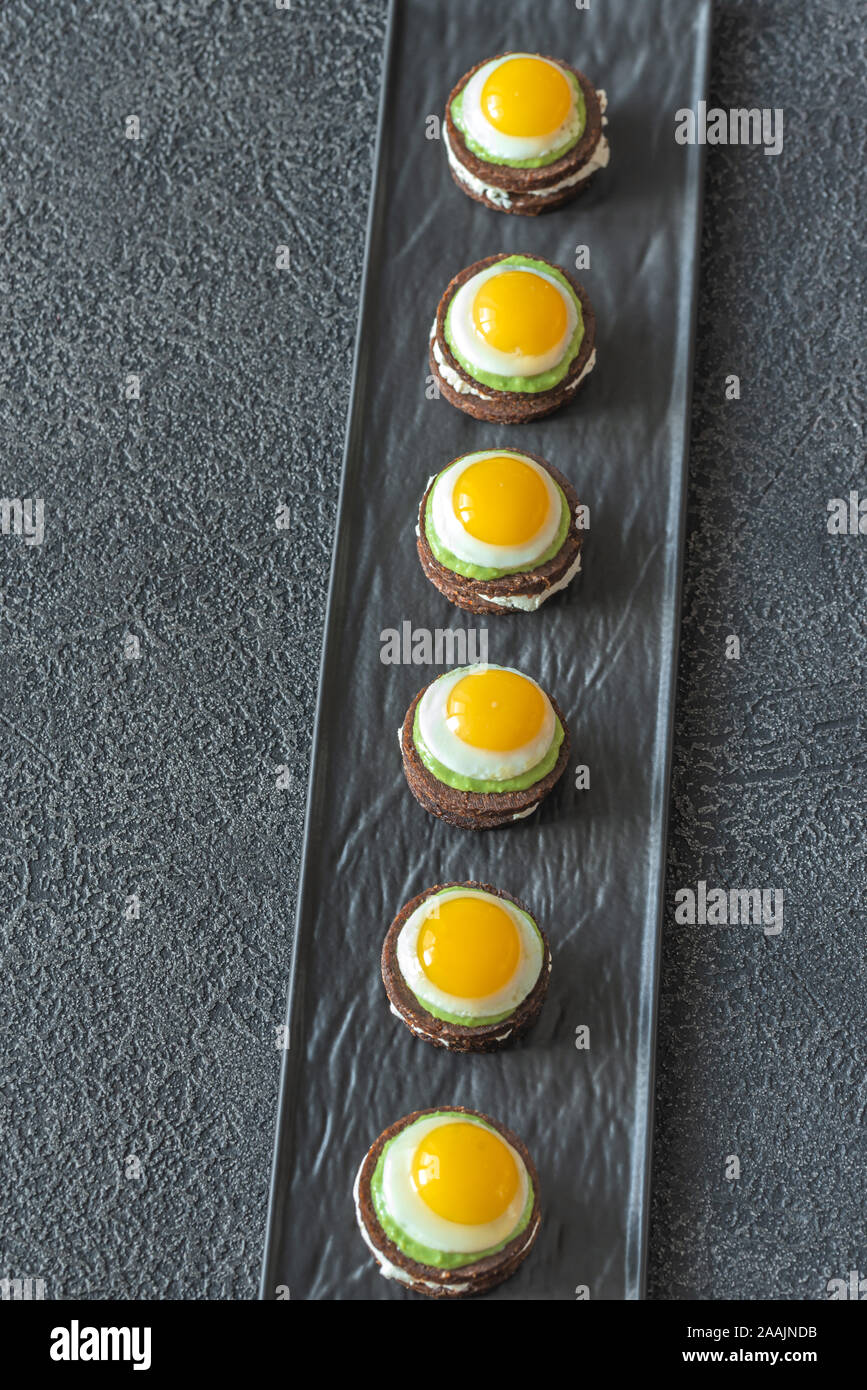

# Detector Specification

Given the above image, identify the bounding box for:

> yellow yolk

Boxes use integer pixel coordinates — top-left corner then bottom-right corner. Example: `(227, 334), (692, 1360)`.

(452, 455), (550, 547)
(472, 271), (568, 359)
(411, 1122), (520, 1225)
(481, 56), (572, 137)
(446, 668), (547, 751)
(418, 896), (521, 999)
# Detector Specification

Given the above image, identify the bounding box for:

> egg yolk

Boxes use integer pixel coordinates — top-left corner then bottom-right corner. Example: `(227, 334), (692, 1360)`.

(472, 271), (568, 360)
(452, 455), (550, 547)
(446, 668), (547, 751)
(481, 56), (572, 137)
(412, 1122), (520, 1225)
(418, 896), (521, 999)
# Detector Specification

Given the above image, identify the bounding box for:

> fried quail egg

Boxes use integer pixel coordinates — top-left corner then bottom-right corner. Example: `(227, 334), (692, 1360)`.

(447, 261), (578, 380)
(380, 1113), (530, 1255)
(396, 886), (544, 1021)
(460, 53), (584, 162)
(430, 451), (562, 572)
(416, 664), (556, 783)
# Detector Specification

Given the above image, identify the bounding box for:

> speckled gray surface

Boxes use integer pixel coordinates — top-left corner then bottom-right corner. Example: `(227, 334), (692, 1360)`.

(1, 0), (864, 1301)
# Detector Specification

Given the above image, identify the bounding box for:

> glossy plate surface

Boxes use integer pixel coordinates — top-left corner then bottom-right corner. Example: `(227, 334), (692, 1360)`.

(261, 0), (712, 1300)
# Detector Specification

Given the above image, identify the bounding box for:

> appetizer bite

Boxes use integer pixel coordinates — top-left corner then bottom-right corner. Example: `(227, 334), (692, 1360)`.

(429, 253), (596, 423)
(417, 449), (584, 613)
(400, 662), (571, 829)
(354, 1106), (541, 1297)
(444, 52), (609, 215)
(381, 881), (551, 1051)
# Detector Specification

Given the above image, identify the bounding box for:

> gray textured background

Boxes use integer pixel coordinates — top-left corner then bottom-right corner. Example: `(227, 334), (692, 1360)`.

(1, 0), (864, 1301)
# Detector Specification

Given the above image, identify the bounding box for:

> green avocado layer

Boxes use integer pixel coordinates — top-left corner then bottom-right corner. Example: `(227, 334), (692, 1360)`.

(370, 1112), (535, 1270)
(413, 706), (565, 795)
(425, 482), (570, 581)
(451, 70), (586, 169)
(402, 887), (544, 1027)
(444, 255), (585, 395)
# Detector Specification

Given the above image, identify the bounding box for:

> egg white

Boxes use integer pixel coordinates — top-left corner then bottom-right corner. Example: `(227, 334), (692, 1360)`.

(381, 1113), (529, 1255)
(396, 887), (544, 1020)
(460, 54), (583, 162)
(448, 262), (577, 380)
(417, 663), (556, 783)
(430, 451), (561, 571)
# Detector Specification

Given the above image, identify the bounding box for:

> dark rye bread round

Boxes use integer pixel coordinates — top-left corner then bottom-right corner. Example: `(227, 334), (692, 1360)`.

(417, 452), (584, 615)
(354, 1106), (542, 1298)
(400, 682), (571, 830)
(381, 881), (552, 1052)
(430, 253), (596, 424)
(444, 55), (605, 216)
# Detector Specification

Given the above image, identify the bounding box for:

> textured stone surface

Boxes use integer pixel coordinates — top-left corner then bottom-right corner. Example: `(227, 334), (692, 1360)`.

(647, 0), (867, 1301)
(0, 0), (863, 1301)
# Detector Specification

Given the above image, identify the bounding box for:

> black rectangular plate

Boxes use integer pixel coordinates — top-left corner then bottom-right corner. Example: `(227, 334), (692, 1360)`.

(261, 0), (711, 1300)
